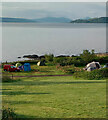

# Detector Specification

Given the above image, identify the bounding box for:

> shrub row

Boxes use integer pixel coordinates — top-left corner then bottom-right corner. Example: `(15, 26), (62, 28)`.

(2, 50), (108, 67)
(74, 68), (108, 80)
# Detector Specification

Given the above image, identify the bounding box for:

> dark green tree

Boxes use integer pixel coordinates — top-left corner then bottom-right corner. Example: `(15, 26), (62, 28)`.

(80, 49), (96, 64)
(45, 54), (54, 62)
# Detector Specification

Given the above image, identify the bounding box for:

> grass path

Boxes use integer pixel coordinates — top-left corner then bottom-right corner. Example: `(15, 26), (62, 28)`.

(7, 74), (73, 78)
(2, 76), (106, 118)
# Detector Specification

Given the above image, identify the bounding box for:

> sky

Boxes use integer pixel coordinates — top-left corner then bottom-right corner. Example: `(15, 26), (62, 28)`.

(1, 2), (106, 20)
(1, 0), (108, 2)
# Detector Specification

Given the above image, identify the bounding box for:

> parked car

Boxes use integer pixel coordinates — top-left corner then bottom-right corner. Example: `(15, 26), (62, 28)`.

(4, 65), (20, 72)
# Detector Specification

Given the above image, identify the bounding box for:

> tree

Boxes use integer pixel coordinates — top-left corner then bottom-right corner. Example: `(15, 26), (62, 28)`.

(80, 49), (96, 64)
(45, 54), (54, 62)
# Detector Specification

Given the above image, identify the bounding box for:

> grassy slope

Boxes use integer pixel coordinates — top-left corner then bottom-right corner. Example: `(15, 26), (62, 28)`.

(2, 65), (65, 76)
(2, 76), (106, 118)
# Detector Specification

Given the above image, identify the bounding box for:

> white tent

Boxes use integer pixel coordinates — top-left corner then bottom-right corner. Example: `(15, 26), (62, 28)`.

(84, 61), (101, 71)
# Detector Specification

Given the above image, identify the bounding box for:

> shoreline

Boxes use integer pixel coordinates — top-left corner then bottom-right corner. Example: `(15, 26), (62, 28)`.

(1, 52), (108, 64)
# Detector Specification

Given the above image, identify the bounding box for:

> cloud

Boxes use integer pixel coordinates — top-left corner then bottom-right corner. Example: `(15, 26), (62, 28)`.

(2, 2), (106, 19)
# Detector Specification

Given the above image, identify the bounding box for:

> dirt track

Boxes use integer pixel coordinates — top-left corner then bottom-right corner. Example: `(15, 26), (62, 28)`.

(10, 74), (73, 78)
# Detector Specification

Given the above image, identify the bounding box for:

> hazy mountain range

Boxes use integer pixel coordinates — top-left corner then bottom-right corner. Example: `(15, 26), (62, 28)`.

(35, 17), (71, 23)
(0, 17), (35, 23)
(0, 17), (107, 23)
(0, 17), (71, 23)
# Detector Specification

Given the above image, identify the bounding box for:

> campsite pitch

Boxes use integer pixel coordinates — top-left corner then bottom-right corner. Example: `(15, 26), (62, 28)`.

(2, 76), (106, 118)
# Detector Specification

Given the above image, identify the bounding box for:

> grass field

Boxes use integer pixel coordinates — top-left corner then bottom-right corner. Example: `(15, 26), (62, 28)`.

(2, 65), (65, 77)
(2, 76), (106, 118)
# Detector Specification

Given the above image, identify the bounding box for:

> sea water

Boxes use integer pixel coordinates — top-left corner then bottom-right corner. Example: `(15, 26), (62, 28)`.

(2, 23), (106, 62)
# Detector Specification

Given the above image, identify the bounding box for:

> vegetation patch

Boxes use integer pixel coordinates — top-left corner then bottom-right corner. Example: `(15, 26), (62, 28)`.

(2, 75), (20, 83)
(56, 65), (82, 74)
(2, 106), (16, 120)
(74, 68), (108, 80)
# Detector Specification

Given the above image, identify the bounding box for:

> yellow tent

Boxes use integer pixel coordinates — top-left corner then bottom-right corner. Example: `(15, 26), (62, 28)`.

(16, 63), (22, 67)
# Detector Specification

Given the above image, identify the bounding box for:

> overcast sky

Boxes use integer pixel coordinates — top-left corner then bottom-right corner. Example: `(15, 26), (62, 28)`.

(1, 2), (106, 20)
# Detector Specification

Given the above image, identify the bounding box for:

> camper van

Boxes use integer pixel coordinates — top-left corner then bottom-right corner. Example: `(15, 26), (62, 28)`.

(4, 65), (20, 72)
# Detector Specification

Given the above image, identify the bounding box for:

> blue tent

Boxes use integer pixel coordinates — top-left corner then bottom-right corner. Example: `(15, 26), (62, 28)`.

(24, 63), (31, 72)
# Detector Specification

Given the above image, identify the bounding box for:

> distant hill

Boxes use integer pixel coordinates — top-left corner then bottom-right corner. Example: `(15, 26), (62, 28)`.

(0, 17), (36, 23)
(35, 17), (71, 23)
(1, 17), (107, 23)
(70, 17), (108, 23)
(0, 17), (71, 23)
(81, 17), (91, 20)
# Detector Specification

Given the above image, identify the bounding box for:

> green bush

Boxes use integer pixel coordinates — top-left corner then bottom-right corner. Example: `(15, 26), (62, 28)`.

(80, 49), (97, 64)
(61, 65), (76, 74)
(45, 54), (54, 62)
(2, 76), (14, 82)
(74, 68), (108, 80)
(2, 106), (16, 120)
(70, 57), (85, 66)
(54, 57), (66, 66)
(97, 56), (108, 64)
(54, 56), (85, 67)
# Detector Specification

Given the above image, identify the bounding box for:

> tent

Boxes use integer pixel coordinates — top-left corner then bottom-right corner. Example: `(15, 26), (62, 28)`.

(24, 63), (31, 71)
(16, 63), (22, 68)
(84, 61), (101, 71)
(103, 63), (108, 68)
(37, 61), (45, 66)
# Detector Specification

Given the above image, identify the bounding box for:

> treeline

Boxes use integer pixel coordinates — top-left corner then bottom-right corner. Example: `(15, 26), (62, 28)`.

(44, 50), (108, 66)
(70, 17), (108, 23)
(14, 50), (108, 67)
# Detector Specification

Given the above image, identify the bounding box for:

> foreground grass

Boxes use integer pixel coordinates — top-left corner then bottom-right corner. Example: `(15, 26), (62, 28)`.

(2, 76), (106, 118)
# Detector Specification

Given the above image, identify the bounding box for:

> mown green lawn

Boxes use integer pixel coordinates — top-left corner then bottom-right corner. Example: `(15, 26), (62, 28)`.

(2, 76), (106, 118)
